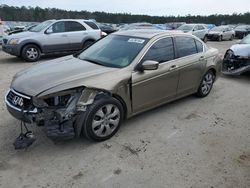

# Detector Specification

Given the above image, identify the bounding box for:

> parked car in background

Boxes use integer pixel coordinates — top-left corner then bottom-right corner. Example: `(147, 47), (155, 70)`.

(119, 23), (160, 30)
(98, 23), (117, 34)
(166, 22), (186, 30)
(234, 25), (250, 39)
(8, 24), (39, 35)
(207, 26), (235, 41)
(177, 24), (208, 42)
(206, 24), (216, 30)
(2, 19), (102, 62)
(5, 30), (222, 143)
(222, 34), (250, 75)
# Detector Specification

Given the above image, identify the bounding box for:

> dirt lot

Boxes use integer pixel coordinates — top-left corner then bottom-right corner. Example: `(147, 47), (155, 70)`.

(0, 40), (250, 188)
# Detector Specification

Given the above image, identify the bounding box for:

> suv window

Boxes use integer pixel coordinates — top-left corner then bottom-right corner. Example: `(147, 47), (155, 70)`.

(193, 26), (198, 31)
(198, 25), (205, 30)
(84, 21), (99, 30)
(175, 36), (197, 58)
(142, 38), (174, 63)
(50, 21), (65, 33)
(195, 40), (204, 53)
(66, 21), (86, 32)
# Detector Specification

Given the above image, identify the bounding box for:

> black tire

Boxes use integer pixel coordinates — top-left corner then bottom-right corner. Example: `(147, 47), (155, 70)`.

(230, 35), (234, 41)
(81, 96), (124, 141)
(196, 70), (215, 98)
(21, 44), (41, 62)
(203, 35), (208, 43)
(218, 35), (222, 42)
(82, 40), (95, 49)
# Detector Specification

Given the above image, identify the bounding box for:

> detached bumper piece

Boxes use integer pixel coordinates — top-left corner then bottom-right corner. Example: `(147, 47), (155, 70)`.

(222, 58), (250, 75)
(45, 120), (75, 141)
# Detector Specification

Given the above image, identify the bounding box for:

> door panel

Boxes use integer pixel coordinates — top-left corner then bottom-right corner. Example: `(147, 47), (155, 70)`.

(43, 21), (70, 53)
(131, 37), (179, 114)
(132, 61), (179, 113)
(176, 54), (205, 96)
(65, 21), (87, 50)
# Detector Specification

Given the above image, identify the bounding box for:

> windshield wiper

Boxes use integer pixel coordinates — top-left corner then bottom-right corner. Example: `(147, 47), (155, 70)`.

(81, 58), (105, 66)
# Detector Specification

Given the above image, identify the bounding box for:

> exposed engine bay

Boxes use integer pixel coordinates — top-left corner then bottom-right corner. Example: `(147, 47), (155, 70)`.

(5, 87), (103, 148)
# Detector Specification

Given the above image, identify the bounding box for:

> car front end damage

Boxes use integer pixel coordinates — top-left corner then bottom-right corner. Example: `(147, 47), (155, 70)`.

(5, 87), (102, 142)
(222, 50), (250, 75)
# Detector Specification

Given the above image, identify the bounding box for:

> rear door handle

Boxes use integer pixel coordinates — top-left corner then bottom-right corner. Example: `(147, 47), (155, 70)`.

(61, 34), (67, 37)
(169, 65), (179, 71)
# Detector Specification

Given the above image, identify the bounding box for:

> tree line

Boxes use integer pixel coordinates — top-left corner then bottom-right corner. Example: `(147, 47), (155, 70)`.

(1, 4), (250, 25)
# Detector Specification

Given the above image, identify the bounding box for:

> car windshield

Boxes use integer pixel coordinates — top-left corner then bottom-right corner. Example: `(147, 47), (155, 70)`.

(211, 27), (225, 31)
(177, 25), (194, 31)
(78, 35), (148, 68)
(235, 25), (248, 30)
(29, 20), (53, 32)
(240, 34), (250, 44)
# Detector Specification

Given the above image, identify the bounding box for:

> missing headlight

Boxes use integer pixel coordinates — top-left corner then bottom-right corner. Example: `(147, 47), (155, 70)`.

(44, 94), (72, 107)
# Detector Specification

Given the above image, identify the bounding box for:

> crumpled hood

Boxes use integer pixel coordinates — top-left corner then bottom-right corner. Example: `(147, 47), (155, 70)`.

(11, 55), (128, 97)
(230, 44), (250, 57)
(5, 31), (37, 40)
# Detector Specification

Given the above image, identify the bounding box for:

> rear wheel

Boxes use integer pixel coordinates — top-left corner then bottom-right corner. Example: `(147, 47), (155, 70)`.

(21, 44), (41, 62)
(230, 35), (234, 41)
(196, 70), (215, 98)
(81, 96), (124, 141)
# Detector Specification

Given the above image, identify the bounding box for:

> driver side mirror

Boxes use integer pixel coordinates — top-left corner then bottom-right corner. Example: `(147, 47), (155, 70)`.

(138, 60), (159, 72)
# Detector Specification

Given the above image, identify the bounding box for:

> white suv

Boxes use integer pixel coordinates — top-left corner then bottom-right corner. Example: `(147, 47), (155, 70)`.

(177, 24), (209, 42)
(2, 19), (102, 62)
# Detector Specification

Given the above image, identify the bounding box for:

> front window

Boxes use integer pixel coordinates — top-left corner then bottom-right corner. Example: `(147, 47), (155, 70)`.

(78, 35), (148, 68)
(29, 20), (53, 32)
(142, 37), (174, 63)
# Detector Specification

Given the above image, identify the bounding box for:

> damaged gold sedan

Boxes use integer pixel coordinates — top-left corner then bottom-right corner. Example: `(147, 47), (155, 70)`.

(5, 30), (222, 147)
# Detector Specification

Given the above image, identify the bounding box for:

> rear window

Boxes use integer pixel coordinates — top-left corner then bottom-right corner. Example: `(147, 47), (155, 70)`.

(84, 21), (99, 30)
(175, 36), (198, 58)
(195, 40), (204, 53)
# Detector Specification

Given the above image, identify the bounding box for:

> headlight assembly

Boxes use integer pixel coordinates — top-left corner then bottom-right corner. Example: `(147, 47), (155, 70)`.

(8, 38), (20, 45)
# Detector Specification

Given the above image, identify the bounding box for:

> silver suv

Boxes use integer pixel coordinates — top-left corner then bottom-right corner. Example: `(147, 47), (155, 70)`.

(2, 19), (102, 62)
(177, 24), (209, 42)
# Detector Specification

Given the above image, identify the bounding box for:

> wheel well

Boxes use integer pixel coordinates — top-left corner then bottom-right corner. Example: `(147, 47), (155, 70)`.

(21, 43), (42, 54)
(208, 68), (216, 78)
(112, 94), (127, 120)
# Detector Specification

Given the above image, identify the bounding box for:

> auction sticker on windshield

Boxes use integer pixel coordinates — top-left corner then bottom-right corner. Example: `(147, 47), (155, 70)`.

(128, 38), (145, 44)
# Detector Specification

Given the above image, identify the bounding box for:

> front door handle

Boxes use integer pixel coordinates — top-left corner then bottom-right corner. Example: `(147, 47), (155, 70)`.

(169, 65), (179, 71)
(199, 56), (205, 61)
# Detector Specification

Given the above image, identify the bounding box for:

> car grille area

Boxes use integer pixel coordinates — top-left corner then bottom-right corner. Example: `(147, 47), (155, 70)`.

(6, 89), (32, 111)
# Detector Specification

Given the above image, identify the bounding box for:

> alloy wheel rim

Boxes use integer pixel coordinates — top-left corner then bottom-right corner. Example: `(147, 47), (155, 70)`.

(26, 48), (38, 59)
(92, 104), (120, 137)
(201, 73), (213, 95)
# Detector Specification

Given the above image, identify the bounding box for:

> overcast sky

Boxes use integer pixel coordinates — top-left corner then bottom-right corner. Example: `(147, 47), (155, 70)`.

(1, 0), (250, 16)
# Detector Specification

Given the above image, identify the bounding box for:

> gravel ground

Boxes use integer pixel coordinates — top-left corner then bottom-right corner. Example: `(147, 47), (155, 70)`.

(0, 40), (250, 188)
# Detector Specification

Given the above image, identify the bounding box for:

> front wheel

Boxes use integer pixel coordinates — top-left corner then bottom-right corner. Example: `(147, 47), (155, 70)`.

(196, 70), (215, 98)
(21, 44), (41, 62)
(81, 96), (124, 141)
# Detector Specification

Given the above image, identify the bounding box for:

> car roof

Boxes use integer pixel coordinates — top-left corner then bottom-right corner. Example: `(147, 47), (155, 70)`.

(113, 29), (183, 39)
